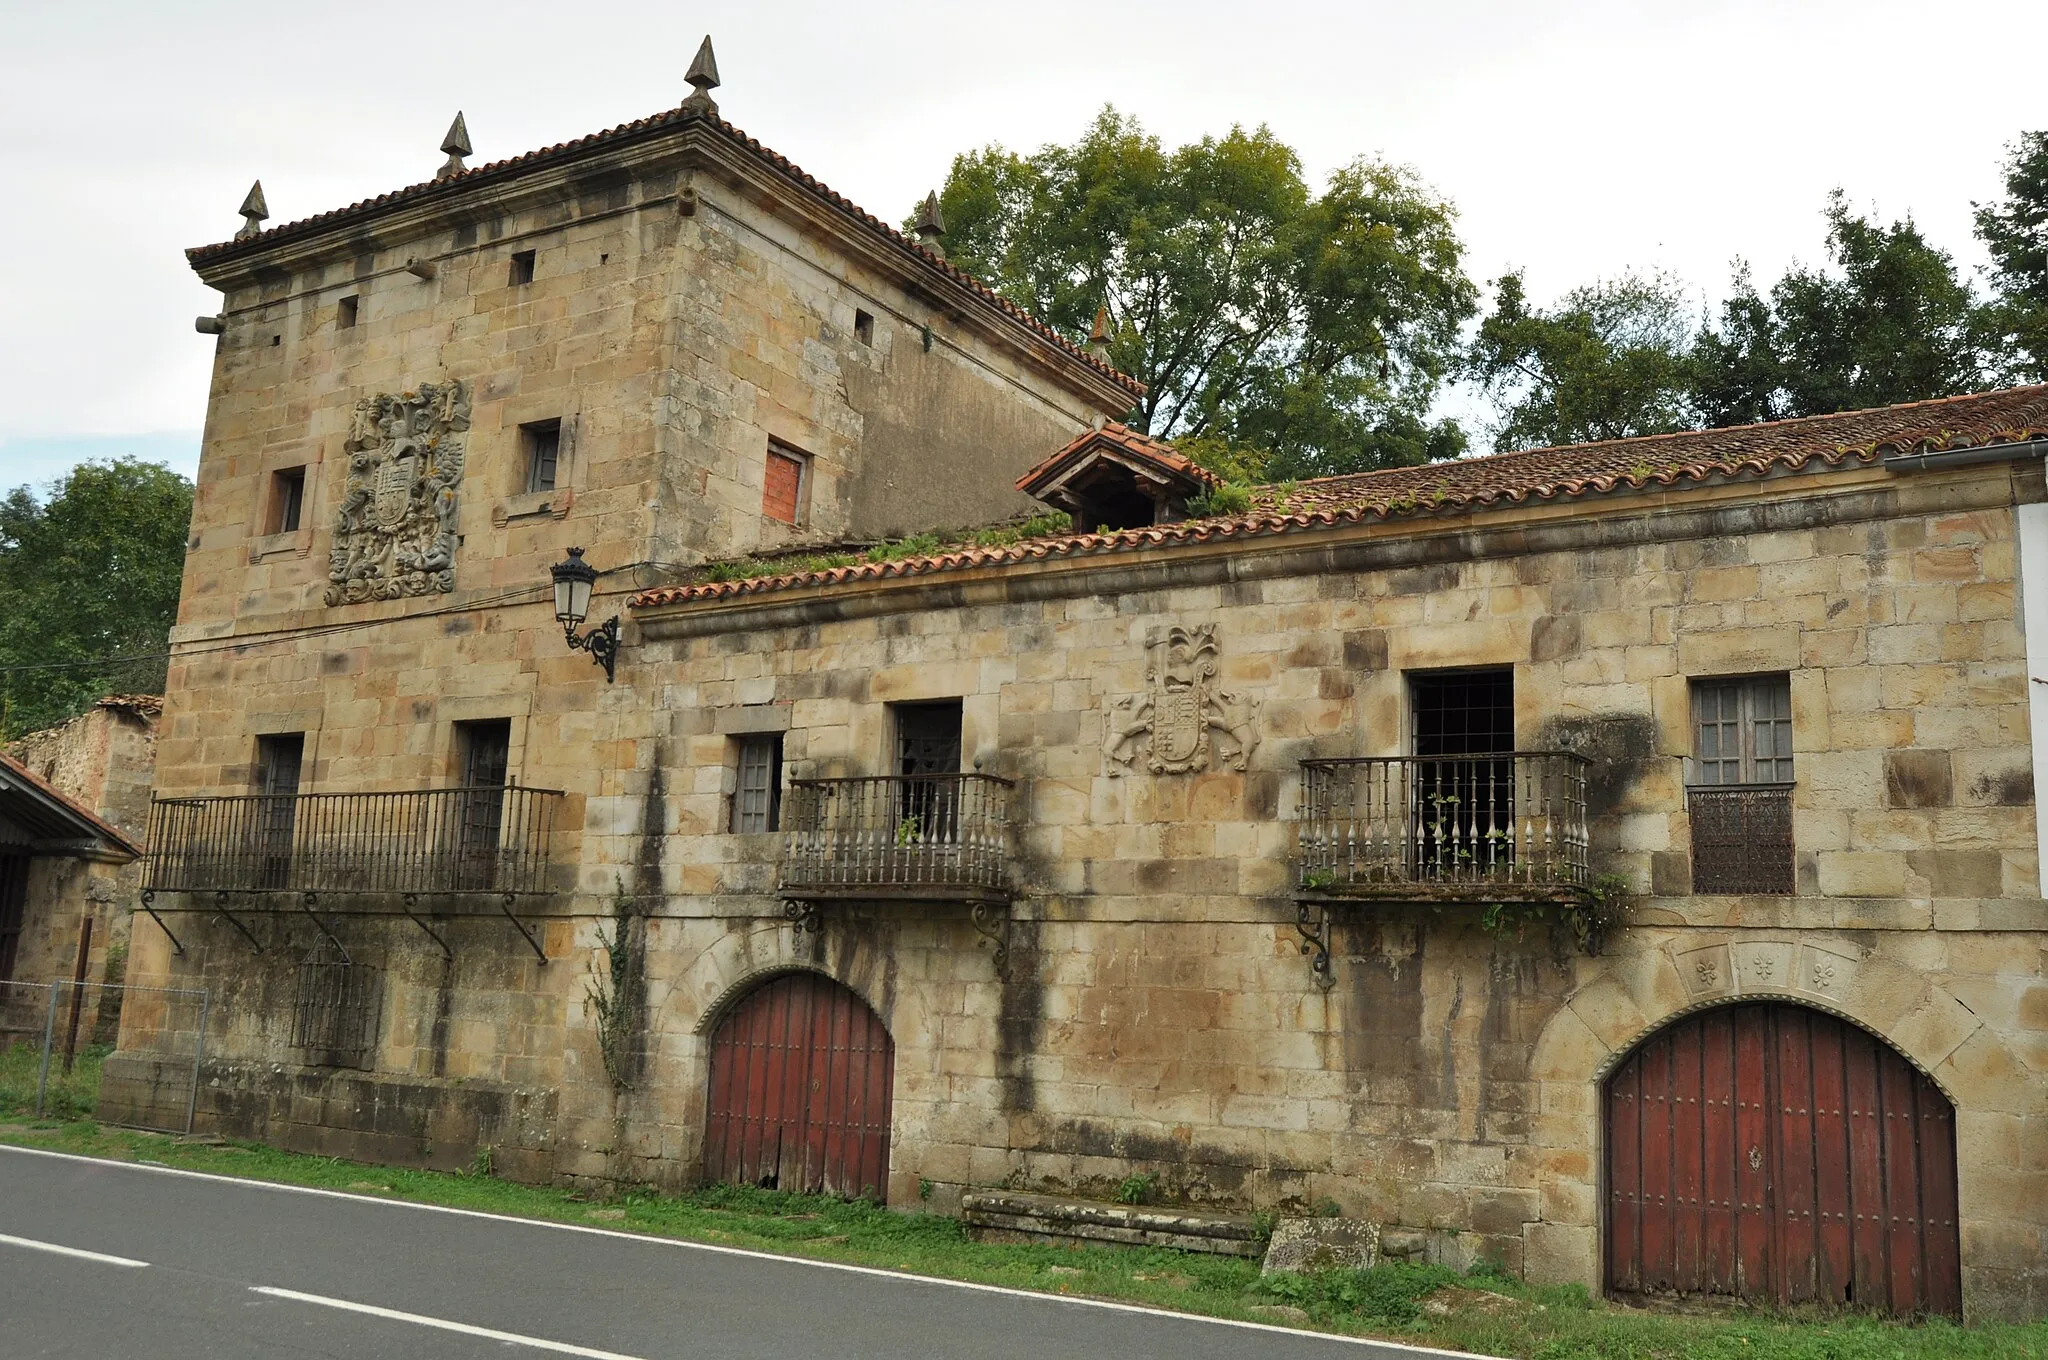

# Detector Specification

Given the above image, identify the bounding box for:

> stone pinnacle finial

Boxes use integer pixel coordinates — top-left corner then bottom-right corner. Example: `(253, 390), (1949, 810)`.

(236, 180), (269, 240)
(438, 111), (473, 180)
(1087, 306), (1112, 361)
(682, 35), (720, 115)
(914, 191), (946, 259)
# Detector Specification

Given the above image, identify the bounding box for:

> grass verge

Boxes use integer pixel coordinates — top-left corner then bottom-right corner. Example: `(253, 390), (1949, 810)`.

(0, 1116), (2042, 1359)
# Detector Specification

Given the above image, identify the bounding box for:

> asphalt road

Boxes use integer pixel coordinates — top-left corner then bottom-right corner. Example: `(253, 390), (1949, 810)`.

(0, 1146), (1488, 1360)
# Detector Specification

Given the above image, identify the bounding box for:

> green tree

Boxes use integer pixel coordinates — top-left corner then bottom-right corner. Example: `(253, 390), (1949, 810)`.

(1763, 192), (1987, 415)
(1467, 269), (1700, 450)
(0, 459), (193, 738)
(1690, 264), (1787, 427)
(1976, 131), (2048, 381)
(928, 107), (1477, 478)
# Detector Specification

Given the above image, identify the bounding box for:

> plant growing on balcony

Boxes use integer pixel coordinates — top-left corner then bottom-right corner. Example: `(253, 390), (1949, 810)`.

(894, 815), (923, 847)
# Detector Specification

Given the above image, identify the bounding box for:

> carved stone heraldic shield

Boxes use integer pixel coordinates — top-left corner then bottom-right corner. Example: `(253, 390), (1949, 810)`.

(325, 380), (471, 605)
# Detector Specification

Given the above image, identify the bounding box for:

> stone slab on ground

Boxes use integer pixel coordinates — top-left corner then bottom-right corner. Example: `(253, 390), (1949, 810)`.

(1262, 1218), (1381, 1275)
(961, 1189), (1264, 1257)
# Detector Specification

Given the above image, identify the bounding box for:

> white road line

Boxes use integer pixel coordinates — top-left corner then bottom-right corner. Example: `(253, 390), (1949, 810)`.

(0, 1230), (149, 1268)
(251, 1286), (647, 1359)
(0, 1145), (1489, 1358)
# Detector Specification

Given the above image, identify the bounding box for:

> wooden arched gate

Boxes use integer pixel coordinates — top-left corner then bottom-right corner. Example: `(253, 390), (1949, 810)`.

(1605, 1001), (1961, 1317)
(702, 972), (894, 1199)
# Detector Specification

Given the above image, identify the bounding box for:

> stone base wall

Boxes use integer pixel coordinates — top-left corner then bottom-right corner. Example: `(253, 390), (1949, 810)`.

(99, 1053), (557, 1181)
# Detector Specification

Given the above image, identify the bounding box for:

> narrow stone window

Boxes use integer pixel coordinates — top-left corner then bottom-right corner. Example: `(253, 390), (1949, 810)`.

(854, 309), (874, 346)
(0, 852), (30, 983)
(253, 733), (305, 891)
(454, 719), (512, 891)
(337, 295), (358, 329)
(267, 467), (306, 535)
(762, 442), (808, 525)
(521, 419), (562, 494)
(731, 733), (783, 834)
(509, 249), (536, 286)
(1686, 675), (1795, 894)
(271, 334), (282, 346)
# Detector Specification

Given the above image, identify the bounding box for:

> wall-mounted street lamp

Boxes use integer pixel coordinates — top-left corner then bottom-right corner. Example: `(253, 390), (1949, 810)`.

(550, 547), (619, 683)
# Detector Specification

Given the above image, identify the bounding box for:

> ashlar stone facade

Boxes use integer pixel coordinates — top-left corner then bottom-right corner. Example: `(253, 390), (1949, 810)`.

(117, 65), (2048, 1325)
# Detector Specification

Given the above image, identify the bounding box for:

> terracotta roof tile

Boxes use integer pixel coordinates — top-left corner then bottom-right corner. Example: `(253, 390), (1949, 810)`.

(630, 384), (2048, 610)
(187, 110), (1142, 398)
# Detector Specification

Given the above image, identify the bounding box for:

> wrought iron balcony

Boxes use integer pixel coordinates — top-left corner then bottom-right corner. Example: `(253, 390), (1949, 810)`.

(142, 784), (563, 901)
(779, 774), (1014, 903)
(1297, 753), (1592, 900)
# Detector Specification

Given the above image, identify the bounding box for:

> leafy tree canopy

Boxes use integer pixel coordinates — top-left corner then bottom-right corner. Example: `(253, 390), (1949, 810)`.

(1473, 192), (1998, 451)
(1976, 131), (2048, 381)
(927, 107), (1477, 479)
(0, 459), (192, 738)
(1468, 269), (1699, 450)
(1692, 194), (1989, 426)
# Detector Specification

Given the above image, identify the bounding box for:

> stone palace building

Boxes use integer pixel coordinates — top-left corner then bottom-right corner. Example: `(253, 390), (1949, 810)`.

(109, 43), (2048, 1321)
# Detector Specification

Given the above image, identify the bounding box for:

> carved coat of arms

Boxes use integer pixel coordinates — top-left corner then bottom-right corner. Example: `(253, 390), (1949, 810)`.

(1104, 624), (1261, 775)
(325, 380), (470, 605)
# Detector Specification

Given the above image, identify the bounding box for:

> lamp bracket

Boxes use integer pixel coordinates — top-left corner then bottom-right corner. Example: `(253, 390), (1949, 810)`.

(564, 615), (619, 683)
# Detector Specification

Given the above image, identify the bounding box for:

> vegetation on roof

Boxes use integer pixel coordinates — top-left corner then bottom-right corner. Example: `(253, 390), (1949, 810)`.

(697, 511), (1077, 584)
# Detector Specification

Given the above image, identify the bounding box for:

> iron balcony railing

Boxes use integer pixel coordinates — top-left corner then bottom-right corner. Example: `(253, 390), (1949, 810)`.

(142, 784), (563, 898)
(1686, 783), (1795, 894)
(779, 774), (1014, 899)
(1298, 753), (1592, 894)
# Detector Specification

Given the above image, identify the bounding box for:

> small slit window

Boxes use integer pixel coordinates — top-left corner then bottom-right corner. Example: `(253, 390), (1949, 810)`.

(337, 295), (358, 330)
(267, 467), (306, 535)
(509, 250), (536, 286)
(521, 419), (562, 494)
(854, 310), (874, 346)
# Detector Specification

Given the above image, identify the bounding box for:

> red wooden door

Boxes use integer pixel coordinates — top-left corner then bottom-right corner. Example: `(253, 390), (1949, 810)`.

(1606, 1002), (1960, 1317)
(702, 972), (893, 1199)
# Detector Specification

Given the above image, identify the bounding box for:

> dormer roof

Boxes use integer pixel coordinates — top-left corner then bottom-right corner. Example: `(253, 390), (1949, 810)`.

(1016, 423), (1219, 520)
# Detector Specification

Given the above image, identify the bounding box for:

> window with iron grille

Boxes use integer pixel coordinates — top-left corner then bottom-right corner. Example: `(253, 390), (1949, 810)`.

(732, 733), (783, 833)
(1688, 675), (1795, 893)
(292, 945), (380, 1068)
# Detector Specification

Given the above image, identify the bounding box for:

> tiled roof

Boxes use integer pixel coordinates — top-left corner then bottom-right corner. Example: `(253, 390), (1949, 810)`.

(0, 750), (141, 859)
(187, 109), (1142, 399)
(630, 384), (2048, 610)
(1015, 423), (1221, 496)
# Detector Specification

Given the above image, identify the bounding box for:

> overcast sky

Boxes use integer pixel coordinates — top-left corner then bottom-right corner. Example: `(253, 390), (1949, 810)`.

(3, 0), (2043, 492)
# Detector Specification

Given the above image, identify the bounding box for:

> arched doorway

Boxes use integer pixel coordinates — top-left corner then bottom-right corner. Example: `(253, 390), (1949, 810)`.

(1605, 1001), (1960, 1317)
(702, 972), (893, 1199)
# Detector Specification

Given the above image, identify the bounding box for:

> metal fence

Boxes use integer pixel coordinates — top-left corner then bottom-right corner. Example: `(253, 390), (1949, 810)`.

(780, 774), (1013, 896)
(0, 979), (209, 1134)
(143, 784), (562, 898)
(1298, 752), (1592, 891)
